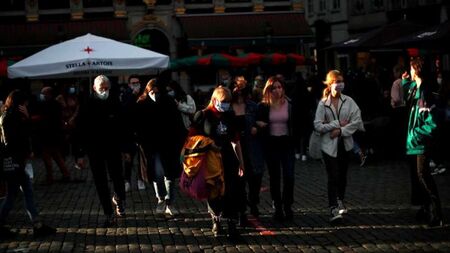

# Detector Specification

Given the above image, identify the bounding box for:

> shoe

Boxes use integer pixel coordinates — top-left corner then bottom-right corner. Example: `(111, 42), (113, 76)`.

(103, 215), (117, 228)
(329, 207), (343, 222)
(211, 218), (222, 237)
(301, 155), (307, 162)
(155, 200), (166, 214)
(416, 207), (428, 222)
(428, 218), (443, 227)
(295, 153), (301, 160)
(284, 207), (294, 221)
(429, 160), (436, 168)
(359, 152), (367, 167)
(238, 214), (249, 227)
(137, 180), (146, 190)
(250, 205), (260, 218)
(273, 208), (284, 221)
(226, 219), (239, 239)
(337, 199), (348, 214)
(124, 181), (131, 192)
(165, 205), (179, 216)
(0, 225), (17, 239)
(112, 196), (126, 217)
(33, 223), (56, 237)
(431, 166), (446, 176)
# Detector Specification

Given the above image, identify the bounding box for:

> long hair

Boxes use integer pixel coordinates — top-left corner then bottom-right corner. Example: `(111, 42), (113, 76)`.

(261, 76), (285, 105)
(137, 78), (158, 103)
(207, 86), (231, 109)
(1, 89), (26, 113)
(168, 80), (187, 103)
(322, 70), (343, 99)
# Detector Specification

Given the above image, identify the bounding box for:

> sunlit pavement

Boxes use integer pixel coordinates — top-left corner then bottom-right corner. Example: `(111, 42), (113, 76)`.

(1, 157), (449, 253)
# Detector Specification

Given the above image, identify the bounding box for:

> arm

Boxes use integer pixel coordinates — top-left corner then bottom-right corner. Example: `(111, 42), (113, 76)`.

(340, 100), (363, 137)
(313, 102), (340, 134)
(231, 140), (245, 176)
(177, 95), (196, 114)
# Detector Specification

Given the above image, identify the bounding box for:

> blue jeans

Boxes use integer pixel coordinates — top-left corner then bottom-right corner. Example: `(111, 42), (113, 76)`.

(0, 169), (39, 225)
(152, 153), (174, 203)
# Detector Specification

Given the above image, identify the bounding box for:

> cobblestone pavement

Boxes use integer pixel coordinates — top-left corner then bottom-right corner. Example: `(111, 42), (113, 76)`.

(1, 157), (449, 253)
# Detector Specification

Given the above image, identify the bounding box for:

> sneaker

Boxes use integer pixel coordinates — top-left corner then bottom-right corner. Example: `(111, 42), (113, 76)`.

(431, 166), (446, 176)
(103, 215), (117, 228)
(137, 180), (146, 190)
(359, 152), (368, 167)
(301, 155), (308, 162)
(124, 181), (131, 193)
(337, 199), (348, 214)
(155, 200), (166, 214)
(33, 223), (56, 237)
(0, 225), (17, 239)
(112, 196), (126, 217)
(165, 205), (179, 216)
(329, 207), (343, 222)
(211, 218), (222, 237)
(295, 153), (301, 160)
(429, 160), (437, 168)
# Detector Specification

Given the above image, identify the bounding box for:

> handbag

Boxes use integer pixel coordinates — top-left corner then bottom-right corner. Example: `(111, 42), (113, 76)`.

(308, 130), (322, 160)
(179, 161), (209, 201)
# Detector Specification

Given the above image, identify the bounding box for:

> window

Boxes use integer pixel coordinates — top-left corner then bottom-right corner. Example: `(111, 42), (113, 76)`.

(352, 0), (365, 15)
(319, 0), (326, 12)
(308, 0), (314, 13)
(333, 0), (341, 10)
(1, 0), (25, 11)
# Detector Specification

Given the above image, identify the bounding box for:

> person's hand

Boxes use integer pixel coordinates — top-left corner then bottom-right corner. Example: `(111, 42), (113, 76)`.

(402, 71), (410, 80)
(256, 121), (267, 128)
(238, 165), (245, 177)
(340, 119), (349, 127)
(330, 128), (341, 139)
(122, 153), (131, 162)
(18, 105), (29, 118)
(76, 157), (86, 170)
(250, 126), (258, 136)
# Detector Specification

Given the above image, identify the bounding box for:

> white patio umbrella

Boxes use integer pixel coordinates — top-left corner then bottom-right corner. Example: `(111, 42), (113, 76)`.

(8, 33), (169, 79)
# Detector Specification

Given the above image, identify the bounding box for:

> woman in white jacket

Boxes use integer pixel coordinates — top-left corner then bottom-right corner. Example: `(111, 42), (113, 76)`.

(313, 70), (363, 222)
(167, 80), (197, 130)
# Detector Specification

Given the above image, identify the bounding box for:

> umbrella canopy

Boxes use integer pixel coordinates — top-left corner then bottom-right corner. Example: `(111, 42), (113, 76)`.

(8, 33), (169, 79)
(326, 20), (425, 50)
(386, 20), (450, 49)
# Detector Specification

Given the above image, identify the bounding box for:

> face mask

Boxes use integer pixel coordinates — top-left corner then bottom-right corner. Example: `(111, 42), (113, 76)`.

(39, 94), (46, 101)
(96, 90), (109, 100)
(68, 87), (76, 94)
(332, 82), (345, 92)
(437, 78), (442, 85)
(215, 101), (230, 112)
(131, 84), (140, 93)
(167, 90), (175, 97)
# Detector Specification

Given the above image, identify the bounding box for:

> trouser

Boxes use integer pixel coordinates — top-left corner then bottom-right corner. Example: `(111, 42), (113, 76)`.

(42, 145), (70, 181)
(208, 162), (240, 220)
(409, 154), (442, 220)
(265, 136), (295, 210)
(124, 148), (143, 182)
(0, 169), (39, 225)
(322, 140), (349, 208)
(88, 150), (125, 216)
(151, 153), (174, 203)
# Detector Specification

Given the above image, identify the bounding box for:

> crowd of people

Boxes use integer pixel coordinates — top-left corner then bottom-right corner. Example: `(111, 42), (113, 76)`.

(0, 56), (448, 240)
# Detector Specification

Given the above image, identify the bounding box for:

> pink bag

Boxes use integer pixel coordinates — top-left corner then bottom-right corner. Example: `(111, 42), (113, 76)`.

(179, 162), (209, 201)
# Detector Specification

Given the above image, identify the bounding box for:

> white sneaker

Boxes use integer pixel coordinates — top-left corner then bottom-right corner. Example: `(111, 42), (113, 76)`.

(295, 153), (301, 160)
(156, 200), (166, 214)
(124, 181), (131, 193)
(165, 205), (179, 216)
(429, 160), (436, 168)
(337, 199), (348, 214)
(137, 180), (146, 190)
(301, 155), (307, 162)
(330, 207), (343, 222)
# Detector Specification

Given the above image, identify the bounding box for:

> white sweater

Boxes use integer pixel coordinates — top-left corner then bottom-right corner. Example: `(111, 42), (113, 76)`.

(313, 94), (363, 158)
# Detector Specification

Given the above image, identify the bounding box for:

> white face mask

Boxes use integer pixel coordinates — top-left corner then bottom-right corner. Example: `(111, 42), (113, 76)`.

(96, 90), (109, 100)
(331, 82), (345, 92)
(131, 84), (140, 93)
(437, 77), (442, 85)
(39, 94), (46, 101)
(215, 101), (230, 112)
(167, 90), (175, 97)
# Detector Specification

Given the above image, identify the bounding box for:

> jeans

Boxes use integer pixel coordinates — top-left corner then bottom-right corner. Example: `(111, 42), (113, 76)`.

(0, 169), (39, 224)
(152, 153), (174, 203)
(265, 136), (295, 210)
(322, 140), (349, 207)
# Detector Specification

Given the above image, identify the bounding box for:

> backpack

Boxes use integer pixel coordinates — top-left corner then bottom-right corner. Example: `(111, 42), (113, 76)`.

(179, 135), (224, 201)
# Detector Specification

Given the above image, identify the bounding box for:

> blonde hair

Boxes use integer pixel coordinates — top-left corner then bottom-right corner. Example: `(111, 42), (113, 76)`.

(207, 86), (232, 108)
(322, 70), (343, 99)
(261, 76), (285, 105)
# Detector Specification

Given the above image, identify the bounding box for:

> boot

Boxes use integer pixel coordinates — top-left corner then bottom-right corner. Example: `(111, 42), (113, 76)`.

(226, 219), (239, 239)
(211, 215), (222, 237)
